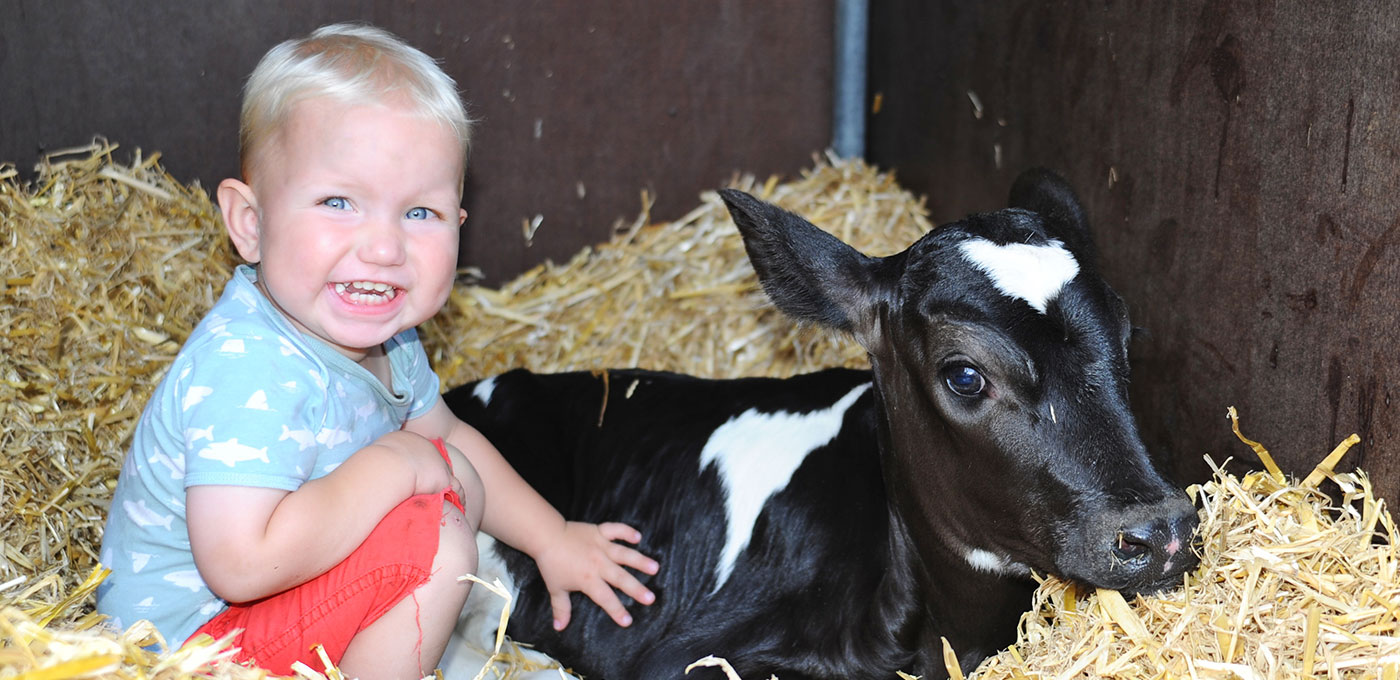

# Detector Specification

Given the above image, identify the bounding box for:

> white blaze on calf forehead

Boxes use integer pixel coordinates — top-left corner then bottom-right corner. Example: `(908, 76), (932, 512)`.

(700, 383), (871, 592)
(958, 238), (1080, 313)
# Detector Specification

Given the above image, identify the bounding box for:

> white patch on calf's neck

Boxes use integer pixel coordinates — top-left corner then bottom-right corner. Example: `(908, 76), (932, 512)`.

(700, 383), (871, 592)
(964, 548), (1031, 577)
(958, 238), (1080, 314)
(472, 376), (497, 406)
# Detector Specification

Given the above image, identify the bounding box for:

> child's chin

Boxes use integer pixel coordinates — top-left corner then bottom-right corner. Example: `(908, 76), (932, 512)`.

(321, 326), (402, 355)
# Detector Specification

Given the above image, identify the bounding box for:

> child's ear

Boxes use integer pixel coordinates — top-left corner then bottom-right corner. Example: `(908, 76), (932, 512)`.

(458, 208), (468, 226)
(218, 178), (263, 263)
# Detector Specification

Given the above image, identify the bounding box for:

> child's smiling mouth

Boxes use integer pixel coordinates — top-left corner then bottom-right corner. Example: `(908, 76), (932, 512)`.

(333, 280), (400, 304)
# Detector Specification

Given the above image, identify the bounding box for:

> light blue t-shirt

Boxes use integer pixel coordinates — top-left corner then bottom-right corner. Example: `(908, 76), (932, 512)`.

(97, 265), (441, 645)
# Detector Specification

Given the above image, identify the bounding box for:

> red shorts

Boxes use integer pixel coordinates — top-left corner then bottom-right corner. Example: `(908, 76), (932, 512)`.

(189, 440), (465, 674)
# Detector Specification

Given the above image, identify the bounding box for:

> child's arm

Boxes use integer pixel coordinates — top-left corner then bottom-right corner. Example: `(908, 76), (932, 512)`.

(407, 398), (659, 630)
(186, 430), (457, 603)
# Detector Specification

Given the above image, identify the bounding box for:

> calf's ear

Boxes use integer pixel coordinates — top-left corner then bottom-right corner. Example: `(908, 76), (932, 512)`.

(1008, 168), (1098, 269)
(719, 189), (881, 338)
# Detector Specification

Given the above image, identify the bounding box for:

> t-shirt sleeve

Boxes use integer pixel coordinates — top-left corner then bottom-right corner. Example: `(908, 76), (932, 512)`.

(394, 328), (442, 419)
(176, 331), (326, 491)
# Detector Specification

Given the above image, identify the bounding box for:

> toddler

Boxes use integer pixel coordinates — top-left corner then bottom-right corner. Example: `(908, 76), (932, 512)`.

(97, 22), (657, 679)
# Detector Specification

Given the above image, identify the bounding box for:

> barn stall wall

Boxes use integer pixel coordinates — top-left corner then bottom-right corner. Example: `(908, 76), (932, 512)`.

(6, 0), (1396, 507)
(0, 0), (834, 286)
(866, 0), (1400, 503)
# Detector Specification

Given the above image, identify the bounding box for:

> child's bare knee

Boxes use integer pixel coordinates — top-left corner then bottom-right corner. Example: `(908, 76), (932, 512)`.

(454, 461), (486, 532)
(436, 502), (478, 578)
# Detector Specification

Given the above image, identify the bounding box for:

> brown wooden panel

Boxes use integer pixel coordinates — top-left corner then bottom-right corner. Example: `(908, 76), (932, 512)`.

(385, 1), (836, 286)
(868, 0), (1400, 503)
(1, 0), (833, 285)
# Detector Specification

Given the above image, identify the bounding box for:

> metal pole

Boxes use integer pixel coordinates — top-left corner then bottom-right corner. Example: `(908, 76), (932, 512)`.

(832, 0), (869, 158)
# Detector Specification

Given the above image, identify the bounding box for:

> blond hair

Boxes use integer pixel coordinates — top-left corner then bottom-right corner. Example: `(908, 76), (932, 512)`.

(238, 22), (472, 179)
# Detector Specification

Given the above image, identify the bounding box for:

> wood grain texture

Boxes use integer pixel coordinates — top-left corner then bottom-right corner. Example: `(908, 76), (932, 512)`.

(0, 0), (833, 284)
(867, 0), (1400, 503)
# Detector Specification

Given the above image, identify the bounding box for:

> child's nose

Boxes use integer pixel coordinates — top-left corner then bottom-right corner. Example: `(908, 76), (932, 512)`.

(358, 217), (408, 266)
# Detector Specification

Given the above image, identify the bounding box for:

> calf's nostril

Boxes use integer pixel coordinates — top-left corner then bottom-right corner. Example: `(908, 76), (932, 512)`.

(1112, 530), (1153, 563)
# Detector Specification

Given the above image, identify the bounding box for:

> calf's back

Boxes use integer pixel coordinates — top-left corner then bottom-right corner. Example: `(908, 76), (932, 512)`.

(446, 367), (918, 679)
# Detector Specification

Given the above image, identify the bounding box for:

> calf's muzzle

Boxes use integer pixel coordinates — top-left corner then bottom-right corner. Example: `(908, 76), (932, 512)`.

(1074, 494), (1199, 594)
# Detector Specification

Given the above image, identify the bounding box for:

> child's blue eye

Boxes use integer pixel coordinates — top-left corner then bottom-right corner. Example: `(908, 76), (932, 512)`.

(323, 197), (350, 210)
(406, 207), (433, 220)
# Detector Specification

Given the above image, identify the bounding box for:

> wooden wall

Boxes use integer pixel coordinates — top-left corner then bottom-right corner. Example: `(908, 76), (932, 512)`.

(867, 0), (1400, 503)
(0, 0), (834, 285)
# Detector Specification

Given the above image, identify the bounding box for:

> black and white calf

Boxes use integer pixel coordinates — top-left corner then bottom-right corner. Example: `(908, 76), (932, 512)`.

(441, 170), (1198, 679)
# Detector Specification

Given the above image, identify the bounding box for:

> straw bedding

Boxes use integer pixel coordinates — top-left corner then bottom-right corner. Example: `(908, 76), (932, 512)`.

(1, 143), (1396, 678)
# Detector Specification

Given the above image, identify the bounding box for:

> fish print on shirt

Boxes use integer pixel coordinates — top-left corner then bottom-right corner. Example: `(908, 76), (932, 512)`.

(124, 499), (175, 530)
(148, 447), (185, 479)
(130, 552), (153, 573)
(203, 312), (232, 337)
(354, 401), (379, 423)
(217, 338), (246, 355)
(315, 427), (352, 448)
(279, 425), (317, 451)
(308, 370), (326, 392)
(182, 386), (214, 412)
(197, 439), (270, 467)
(277, 335), (305, 359)
(242, 390), (271, 411)
(231, 285), (260, 313)
(185, 425), (215, 445)
(164, 570), (205, 593)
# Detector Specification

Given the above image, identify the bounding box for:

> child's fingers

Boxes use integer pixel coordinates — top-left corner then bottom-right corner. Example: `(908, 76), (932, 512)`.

(581, 580), (634, 628)
(596, 521), (643, 545)
(607, 541), (660, 576)
(595, 522), (658, 575)
(549, 588), (573, 631)
(606, 564), (656, 606)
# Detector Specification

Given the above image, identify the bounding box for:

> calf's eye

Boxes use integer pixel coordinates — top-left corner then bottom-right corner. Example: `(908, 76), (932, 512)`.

(943, 365), (986, 397)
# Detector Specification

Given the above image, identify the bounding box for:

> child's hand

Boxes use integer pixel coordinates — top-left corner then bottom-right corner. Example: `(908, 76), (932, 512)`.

(532, 521), (659, 630)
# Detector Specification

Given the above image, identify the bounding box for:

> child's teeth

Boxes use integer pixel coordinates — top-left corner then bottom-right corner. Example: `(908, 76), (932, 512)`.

(335, 282), (397, 302)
